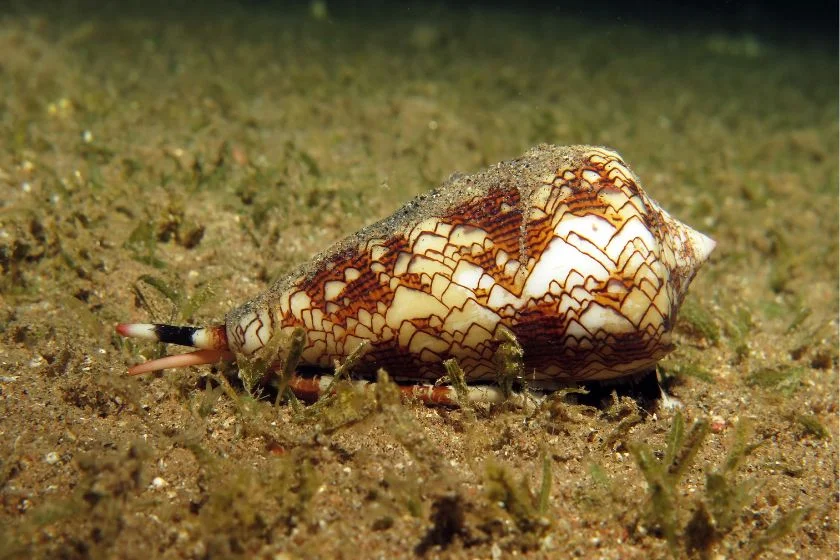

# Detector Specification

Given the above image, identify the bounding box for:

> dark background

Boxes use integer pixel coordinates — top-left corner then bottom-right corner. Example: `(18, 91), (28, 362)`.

(4, 0), (838, 42)
(251, 0), (839, 42)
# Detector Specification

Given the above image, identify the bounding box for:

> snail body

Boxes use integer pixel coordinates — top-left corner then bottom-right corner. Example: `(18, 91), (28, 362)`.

(118, 145), (715, 390)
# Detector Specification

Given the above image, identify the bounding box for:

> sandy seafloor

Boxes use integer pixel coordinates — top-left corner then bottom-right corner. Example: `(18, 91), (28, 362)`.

(0, 2), (837, 558)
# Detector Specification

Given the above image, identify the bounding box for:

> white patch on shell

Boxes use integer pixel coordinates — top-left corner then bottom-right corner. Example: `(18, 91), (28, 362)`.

(449, 224), (489, 248)
(554, 214), (617, 256)
(290, 291), (312, 318)
(452, 260), (484, 290)
(578, 304), (636, 335)
(385, 286), (449, 330)
(604, 215), (657, 262)
(323, 280), (346, 301)
(370, 244), (388, 262)
(581, 169), (602, 184)
(413, 232), (448, 255)
(443, 298), (500, 336)
(521, 237), (609, 302)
